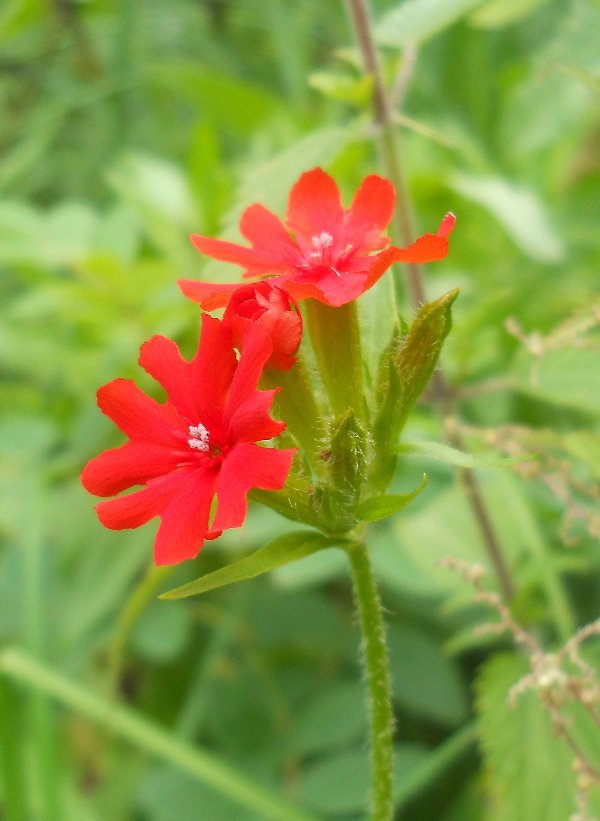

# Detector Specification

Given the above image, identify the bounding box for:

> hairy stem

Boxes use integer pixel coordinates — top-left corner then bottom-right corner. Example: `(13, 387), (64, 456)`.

(346, 540), (395, 821)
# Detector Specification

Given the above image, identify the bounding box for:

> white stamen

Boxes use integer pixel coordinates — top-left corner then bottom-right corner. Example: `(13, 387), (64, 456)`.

(311, 232), (334, 251)
(188, 423), (209, 452)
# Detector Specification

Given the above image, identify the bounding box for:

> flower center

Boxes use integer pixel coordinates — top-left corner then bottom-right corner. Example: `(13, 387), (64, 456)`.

(310, 232), (334, 258)
(188, 423), (210, 452)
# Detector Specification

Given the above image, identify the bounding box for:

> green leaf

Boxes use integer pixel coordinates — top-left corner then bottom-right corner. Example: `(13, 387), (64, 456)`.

(513, 347), (600, 415)
(400, 439), (526, 469)
(356, 474), (427, 522)
(469, 0), (551, 29)
(298, 744), (428, 815)
(476, 653), (600, 820)
(160, 531), (341, 600)
(289, 681), (366, 757)
(389, 625), (469, 727)
(449, 173), (563, 262)
(375, 0), (487, 48)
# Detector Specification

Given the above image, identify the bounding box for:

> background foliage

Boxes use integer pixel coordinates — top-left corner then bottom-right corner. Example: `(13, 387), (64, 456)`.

(1, 0), (600, 819)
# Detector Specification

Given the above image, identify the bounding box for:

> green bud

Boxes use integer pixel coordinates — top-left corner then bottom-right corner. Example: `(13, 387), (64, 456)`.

(325, 408), (369, 497)
(370, 289), (458, 490)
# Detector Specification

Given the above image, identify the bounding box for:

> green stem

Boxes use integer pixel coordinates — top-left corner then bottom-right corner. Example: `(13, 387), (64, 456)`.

(305, 299), (364, 418)
(346, 540), (394, 821)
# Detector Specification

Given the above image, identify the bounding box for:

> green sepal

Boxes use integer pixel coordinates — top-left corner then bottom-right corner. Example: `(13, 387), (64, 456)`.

(250, 472), (322, 528)
(310, 408), (370, 533)
(159, 530), (344, 600)
(262, 357), (326, 475)
(325, 408), (369, 496)
(305, 299), (364, 417)
(355, 474), (427, 522)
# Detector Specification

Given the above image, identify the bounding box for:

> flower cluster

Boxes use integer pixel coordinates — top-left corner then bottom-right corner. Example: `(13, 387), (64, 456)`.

(82, 167), (455, 565)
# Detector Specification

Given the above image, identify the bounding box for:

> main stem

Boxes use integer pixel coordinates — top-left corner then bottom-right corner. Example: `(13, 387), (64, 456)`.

(345, 0), (516, 603)
(346, 540), (394, 821)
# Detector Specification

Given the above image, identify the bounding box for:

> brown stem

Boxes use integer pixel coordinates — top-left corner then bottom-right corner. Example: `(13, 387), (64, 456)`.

(345, 0), (426, 307)
(345, 0), (516, 602)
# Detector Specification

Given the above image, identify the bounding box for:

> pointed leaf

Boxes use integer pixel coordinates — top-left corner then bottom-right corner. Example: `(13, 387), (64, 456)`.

(375, 0), (487, 48)
(160, 531), (341, 600)
(356, 475), (428, 522)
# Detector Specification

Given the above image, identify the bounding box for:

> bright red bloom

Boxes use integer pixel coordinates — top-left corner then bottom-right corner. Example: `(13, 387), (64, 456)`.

(179, 167), (455, 308)
(81, 316), (295, 566)
(222, 282), (302, 371)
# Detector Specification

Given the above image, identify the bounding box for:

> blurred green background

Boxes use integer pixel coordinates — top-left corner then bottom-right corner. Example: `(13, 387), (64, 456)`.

(2, 0), (600, 819)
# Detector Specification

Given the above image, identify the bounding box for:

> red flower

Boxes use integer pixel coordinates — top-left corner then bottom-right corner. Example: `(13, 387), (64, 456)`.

(81, 316), (295, 565)
(179, 167), (455, 309)
(222, 282), (302, 371)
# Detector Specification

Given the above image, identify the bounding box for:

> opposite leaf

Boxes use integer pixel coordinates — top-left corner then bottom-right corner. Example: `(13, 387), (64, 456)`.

(160, 530), (343, 600)
(356, 474), (428, 522)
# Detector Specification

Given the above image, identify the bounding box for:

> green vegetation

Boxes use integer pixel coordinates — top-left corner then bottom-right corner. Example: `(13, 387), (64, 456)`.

(2, 0), (600, 818)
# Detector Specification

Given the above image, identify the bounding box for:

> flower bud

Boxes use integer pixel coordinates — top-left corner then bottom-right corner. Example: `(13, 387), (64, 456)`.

(222, 282), (302, 370)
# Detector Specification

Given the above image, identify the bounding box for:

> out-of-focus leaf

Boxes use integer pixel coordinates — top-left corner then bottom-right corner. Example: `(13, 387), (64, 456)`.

(375, 0), (486, 48)
(450, 173), (563, 262)
(389, 625), (469, 726)
(147, 62), (282, 134)
(476, 653), (600, 820)
(469, 0), (550, 29)
(131, 600), (191, 664)
(513, 348), (600, 416)
(308, 70), (373, 105)
(289, 682), (366, 757)
(400, 439), (528, 469)
(298, 744), (428, 815)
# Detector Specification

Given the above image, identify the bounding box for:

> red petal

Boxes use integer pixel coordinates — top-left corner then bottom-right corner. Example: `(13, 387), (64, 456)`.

(178, 280), (239, 311)
(240, 204), (299, 260)
(192, 315), (237, 434)
(81, 441), (179, 497)
(312, 271), (369, 306)
(212, 444), (295, 531)
(223, 323), (272, 426)
(364, 247), (401, 291)
(97, 379), (182, 445)
(153, 468), (218, 565)
(437, 212), (456, 238)
(257, 310), (302, 370)
(393, 233), (449, 264)
(190, 234), (289, 275)
(96, 472), (183, 530)
(227, 388), (285, 445)
(286, 168), (344, 244)
(344, 175), (395, 252)
(139, 336), (197, 420)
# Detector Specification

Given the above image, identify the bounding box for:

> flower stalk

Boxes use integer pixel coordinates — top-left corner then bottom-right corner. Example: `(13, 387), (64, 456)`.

(346, 538), (395, 821)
